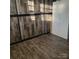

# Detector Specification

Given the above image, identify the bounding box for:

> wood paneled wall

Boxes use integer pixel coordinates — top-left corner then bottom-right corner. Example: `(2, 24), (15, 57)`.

(10, 0), (52, 44)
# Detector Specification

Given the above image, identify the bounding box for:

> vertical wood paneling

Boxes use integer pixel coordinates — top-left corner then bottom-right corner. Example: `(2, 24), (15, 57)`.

(47, 15), (52, 32)
(16, 0), (33, 39)
(16, 0), (28, 14)
(44, 14), (48, 33)
(10, 0), (52, 44)
(10, 17), (21, 43)
(44, 0), (52, 33)
(27, 0), (34, 37)
(30, 15), (37, 36)
(34, 0), (42, 35)
(19, 16), (33, 39)
(46, 0), (52, 33)
(48, 0), (52, 32)
(10, 0), (17, 15)
(40, 0), (45, 34)
(34, 0), (38, 35)
(40, 15), (45, 33)
(44, 0), (48, 33)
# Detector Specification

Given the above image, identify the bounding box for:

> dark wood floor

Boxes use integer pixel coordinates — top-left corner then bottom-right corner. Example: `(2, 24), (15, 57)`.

(10, 34), (69, 59)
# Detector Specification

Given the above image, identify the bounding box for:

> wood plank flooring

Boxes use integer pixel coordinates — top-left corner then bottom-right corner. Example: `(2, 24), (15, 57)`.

(10, 34), (69, 59)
